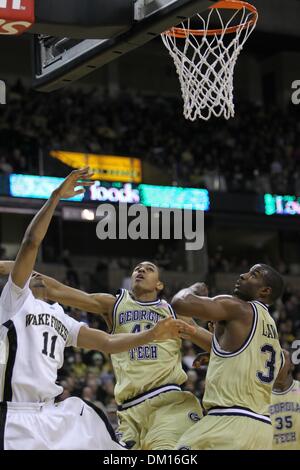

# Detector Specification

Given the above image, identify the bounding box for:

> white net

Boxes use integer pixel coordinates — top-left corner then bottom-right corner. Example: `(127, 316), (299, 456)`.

(161, 1), (258, 121)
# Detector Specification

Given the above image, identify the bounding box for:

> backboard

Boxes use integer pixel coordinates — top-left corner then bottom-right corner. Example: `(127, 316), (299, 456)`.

(32, 0), (213, 92)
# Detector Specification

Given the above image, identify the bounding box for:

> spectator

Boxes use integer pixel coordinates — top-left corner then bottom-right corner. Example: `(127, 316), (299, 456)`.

(0, 82), (299, 195)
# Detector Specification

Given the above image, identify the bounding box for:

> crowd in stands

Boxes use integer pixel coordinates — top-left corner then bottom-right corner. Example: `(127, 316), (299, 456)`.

(208, 245), (297, 276)
(1, 81), (300, 194)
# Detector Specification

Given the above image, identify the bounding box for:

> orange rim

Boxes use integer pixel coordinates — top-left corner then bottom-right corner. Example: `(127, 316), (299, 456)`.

(163, 0), (258, 38)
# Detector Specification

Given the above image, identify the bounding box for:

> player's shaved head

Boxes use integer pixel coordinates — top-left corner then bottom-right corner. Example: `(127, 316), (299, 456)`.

(234, 264), (284, 304)
(259, 264), (284, 304)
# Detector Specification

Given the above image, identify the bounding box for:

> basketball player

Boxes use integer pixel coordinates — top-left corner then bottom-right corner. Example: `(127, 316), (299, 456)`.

(0, 169), (192, 450)
(0, 262), (208, 450)
(270, 349), (300, 450)
(172, 265), (284, 450)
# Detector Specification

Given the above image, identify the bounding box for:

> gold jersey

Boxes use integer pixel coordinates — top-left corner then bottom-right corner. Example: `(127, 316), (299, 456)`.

(203, 301), (283, 423)
(110, 289), (187, 405)
(270, 380), (300, 450)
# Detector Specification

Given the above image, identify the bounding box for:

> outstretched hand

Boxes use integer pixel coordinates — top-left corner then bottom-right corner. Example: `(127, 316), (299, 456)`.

(54, 167), (94, 199)
(190, 282), (209, 297)
(192, 352), (210, 369)
(152, 317), (196, 341)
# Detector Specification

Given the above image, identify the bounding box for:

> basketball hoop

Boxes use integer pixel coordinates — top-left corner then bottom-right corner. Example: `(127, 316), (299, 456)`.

(161, 1), (258, 121)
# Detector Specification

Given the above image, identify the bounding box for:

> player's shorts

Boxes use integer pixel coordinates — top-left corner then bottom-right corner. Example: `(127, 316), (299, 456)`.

(0, 396), (125, 450)
(176, 408), (274, 450)
(117, 387), (203, 450)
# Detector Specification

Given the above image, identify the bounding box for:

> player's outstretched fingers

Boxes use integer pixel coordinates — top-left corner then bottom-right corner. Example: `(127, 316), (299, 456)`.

(192, 352), (210, 369)
(165, 318), (182, 338)
(153, 317), (184, 340)
(75, 169), (94, 186)
(55, 168), (94, 199)
(178, 321), (196, 337)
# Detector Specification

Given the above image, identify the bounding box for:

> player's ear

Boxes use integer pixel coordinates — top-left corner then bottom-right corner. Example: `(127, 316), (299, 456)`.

(259, 285), (271, 300)
(156, 280), (164, 294)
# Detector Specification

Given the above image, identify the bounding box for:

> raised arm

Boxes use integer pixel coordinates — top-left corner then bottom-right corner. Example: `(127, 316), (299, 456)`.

(38, 274), (116, 317)
(77, 317), (196, 354)
(177, 315), (213, 352)
(187, 324), (213, 352)
(172, 283), (248, 322)
(0, 262), (116, 319)
(11, 168), (93, 289)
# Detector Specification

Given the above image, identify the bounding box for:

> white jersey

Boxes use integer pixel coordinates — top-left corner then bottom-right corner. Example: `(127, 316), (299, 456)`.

(0, 275), (84, 403)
